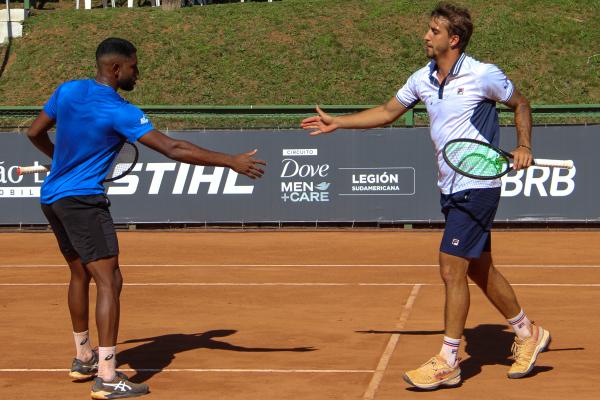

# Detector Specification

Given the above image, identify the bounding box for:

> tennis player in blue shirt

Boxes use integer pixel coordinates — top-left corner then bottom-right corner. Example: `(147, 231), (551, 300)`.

(26, 37), (266, 399)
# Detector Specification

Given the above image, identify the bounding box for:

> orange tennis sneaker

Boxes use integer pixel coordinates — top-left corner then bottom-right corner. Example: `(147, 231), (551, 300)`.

(403, 355), (461, 390)
(508, 323), (551, 379)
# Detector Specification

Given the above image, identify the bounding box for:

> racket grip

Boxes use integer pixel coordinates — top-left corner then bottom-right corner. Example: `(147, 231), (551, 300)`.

(17, 165), (51, 175)
(533, 159), (574, 169)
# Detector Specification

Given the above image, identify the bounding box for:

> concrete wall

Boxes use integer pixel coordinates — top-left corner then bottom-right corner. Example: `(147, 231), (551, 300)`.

(0, 9), (26, 44)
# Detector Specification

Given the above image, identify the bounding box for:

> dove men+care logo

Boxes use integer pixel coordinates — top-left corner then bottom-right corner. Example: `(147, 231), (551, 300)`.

(280, 149), (331, 203)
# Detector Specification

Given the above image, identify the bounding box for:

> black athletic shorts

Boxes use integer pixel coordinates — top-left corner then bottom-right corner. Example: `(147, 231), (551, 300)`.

(41, 194), (119, 264)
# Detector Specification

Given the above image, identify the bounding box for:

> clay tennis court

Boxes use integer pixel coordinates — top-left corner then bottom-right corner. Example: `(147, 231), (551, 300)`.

(0, 229), (598, 399)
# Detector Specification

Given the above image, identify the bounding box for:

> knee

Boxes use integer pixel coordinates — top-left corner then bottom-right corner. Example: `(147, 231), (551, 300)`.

(95, 274), (122, 297)
(70, 269), (90, 282)
(439, 264), (467, 286)
(70, 269), (91, 285)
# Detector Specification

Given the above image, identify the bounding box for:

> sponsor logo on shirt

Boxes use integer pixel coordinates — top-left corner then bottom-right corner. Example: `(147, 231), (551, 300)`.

(457, 87), (464, 95)
(140, 116), (149, 125)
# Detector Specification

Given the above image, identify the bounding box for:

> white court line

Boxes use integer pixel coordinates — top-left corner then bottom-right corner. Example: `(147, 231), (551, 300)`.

(363, 284), (421, 400)
(1, 283), (600, 287)
(1, 263), (600, 268)
(0, 264), (431, 268)
(0, 368), (372, 374)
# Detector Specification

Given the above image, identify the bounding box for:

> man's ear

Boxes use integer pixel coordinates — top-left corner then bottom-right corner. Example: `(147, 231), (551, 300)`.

(110, 62), (120, 78)
(450, 34), (461, 50)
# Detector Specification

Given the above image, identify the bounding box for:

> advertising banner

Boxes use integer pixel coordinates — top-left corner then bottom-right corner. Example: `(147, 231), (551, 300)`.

(0, 126), (595, 224)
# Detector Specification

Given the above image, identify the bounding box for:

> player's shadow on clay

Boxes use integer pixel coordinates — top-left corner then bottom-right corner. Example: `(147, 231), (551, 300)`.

(117, 329), (316, 383)
(358, 323), (583, 389)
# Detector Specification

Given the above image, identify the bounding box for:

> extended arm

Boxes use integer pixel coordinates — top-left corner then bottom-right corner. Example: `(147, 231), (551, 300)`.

(138, 130), (266, 179)
(300, 97), (410, 135)
(26, 111), (56, 159)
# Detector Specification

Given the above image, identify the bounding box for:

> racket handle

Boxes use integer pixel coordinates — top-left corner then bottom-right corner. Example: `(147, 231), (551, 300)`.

(533, 159), (574, 169)
(17, 165), (51, 175)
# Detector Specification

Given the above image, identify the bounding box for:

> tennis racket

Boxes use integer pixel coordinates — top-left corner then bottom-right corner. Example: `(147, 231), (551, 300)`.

(18, 141), (139, 183)
(442, 138), (574, 180)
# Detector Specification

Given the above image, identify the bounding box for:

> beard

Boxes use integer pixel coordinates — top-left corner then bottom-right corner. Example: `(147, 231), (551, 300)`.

(119, 78), (136, 92)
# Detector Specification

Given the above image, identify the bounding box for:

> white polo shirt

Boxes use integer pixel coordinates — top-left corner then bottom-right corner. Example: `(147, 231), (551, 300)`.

(395, 53), (514, 194)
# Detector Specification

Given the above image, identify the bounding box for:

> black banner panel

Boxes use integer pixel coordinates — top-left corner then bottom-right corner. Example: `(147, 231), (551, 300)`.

(0, 126), (595, 224)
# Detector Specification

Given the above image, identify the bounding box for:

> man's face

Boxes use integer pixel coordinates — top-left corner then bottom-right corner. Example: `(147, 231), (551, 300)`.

(423, 17), (456, 59)
(117, 54), (139, 92)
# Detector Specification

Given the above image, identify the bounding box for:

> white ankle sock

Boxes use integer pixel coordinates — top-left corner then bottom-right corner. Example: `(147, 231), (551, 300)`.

(507, 309), (532, 340)
(439, 336), (461, 367)
(73, 330), (93, 361)
(98, 346), (117, 381)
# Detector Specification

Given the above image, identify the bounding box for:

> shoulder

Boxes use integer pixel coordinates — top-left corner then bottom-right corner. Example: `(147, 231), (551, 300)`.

(465, 56), (506, 78)
(112, 101), (153, 139)
(402, 62), (432, 88)
(60, 79), (90, 90)
(114, 102), (145, 120)
(53, 79), (93, 97)
(113, 102), (151, 128)
(413, 62), (434, 81)
(52, 79), (78, 92)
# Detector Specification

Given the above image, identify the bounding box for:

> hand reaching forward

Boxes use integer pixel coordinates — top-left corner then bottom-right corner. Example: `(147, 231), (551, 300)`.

(230, 149), (266, 179)
(300, 106), (339, 136)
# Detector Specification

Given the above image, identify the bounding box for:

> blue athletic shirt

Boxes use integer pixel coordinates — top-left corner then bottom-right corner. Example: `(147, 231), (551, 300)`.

(40, 79), (154, 204)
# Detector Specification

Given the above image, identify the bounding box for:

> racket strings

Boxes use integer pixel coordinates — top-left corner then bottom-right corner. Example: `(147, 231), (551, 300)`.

(107, 142), (137, 181)
(445, 141), (509, 178)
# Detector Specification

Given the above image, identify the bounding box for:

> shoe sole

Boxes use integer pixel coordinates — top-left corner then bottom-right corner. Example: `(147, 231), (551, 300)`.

(91, 390), (148, 399)
(69, 370), (97, 381)
(507, 329), (551, 379)
(402, 372), (461, 390)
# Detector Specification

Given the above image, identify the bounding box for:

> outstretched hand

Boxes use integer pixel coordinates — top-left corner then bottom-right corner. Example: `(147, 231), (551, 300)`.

(230, 149), (266, 179)
(300, 106), (339, 136)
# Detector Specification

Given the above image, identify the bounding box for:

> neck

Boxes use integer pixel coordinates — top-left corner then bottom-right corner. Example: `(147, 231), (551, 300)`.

(434, 50), (461, 81)
(95, 73), (117, 90)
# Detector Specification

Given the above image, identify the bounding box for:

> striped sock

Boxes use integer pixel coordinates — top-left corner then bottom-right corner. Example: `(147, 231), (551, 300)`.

(440, 336), (461, 367)
(507, 309), (532, 340)
(98, 346), (117, 381)
(73, 330), (93, 361)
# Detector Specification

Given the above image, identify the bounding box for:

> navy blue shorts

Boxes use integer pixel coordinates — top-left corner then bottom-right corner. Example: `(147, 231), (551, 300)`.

(440, 187), (501, 259)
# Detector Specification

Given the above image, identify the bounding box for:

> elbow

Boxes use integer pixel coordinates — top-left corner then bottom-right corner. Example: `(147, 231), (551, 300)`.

(383, 112), (398, 126)
(512, 96), (531, 113)
(519, 98), (531, 111)
(164, 140), (186, 160)
(26, 128), (38, 139)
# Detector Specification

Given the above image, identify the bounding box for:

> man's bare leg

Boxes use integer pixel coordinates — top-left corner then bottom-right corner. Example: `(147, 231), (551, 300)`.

(85, 256), (122, 381)
(439, 251), (470, 340)
(467, 252), (521, 319)
(66, 256), (94, 363)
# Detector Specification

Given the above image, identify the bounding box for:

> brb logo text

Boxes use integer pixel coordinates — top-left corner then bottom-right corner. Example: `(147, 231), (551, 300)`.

(501, 165), (576, 197)
(280, 149), (330, 203)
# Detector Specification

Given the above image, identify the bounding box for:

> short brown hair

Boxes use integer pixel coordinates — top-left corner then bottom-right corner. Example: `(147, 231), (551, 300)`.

(431, 2), (473, 52)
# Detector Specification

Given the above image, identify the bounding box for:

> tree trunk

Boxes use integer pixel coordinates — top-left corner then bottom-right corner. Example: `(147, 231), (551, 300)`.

(162, 0), (181, 10)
